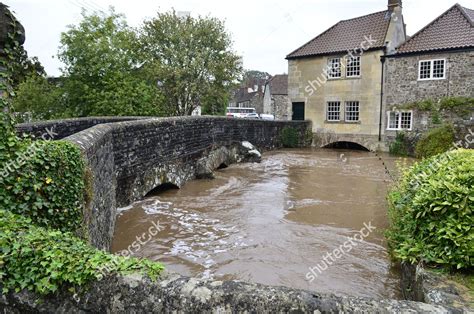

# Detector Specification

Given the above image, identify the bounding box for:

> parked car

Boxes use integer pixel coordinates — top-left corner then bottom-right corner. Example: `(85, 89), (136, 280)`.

(246, 113), (260, 119)
(260, 114), (275, 120)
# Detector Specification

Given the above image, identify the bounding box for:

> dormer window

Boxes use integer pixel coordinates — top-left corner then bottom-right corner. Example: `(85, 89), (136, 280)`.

(346, 56), (361, 77)
(418, 59), (446, 80)
(327, 58), (341, 79)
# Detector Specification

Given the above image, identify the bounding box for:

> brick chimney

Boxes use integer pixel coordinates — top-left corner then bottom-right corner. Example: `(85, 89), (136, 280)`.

(388, 0), (402, 11)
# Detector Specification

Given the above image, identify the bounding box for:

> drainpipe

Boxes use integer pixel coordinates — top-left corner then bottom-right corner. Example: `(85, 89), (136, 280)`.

(378, 54), (386, 142)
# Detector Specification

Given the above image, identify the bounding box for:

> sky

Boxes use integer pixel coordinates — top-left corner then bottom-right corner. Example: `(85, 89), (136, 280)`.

(4, 0), (468, 77)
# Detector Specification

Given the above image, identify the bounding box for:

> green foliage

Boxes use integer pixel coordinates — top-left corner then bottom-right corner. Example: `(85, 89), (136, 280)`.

(0, 4), (23, 166)
(138, 11), (242, 116)
(415, 124), (455, 159)
(439, 97), (474, 117)
(12, 75), (64, 121)
(389, 132), (410, 156)
(58, 9), (161, 117)
(0, 140), (86, 233)
(10, 45), (46, 89)
(0, 210), (164, 295)
(386, 149), (474, 270)
(401, 99), (436, 111)
(397, 97), (474, 119)
(280, 127), (299, 148)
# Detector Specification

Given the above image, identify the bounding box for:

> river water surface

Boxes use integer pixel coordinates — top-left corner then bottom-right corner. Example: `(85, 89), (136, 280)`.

(112, 149), (410, 299)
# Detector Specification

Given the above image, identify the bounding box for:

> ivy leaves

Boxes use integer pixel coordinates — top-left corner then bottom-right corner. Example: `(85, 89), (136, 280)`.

(1, 210), (164, 295)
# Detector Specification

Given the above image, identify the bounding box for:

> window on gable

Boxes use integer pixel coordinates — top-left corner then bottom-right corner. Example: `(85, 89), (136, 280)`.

(327, 58), (341, 78)
(418, 59), (445, 80)
(387, 111), (412, 130)
(326, 101), (341, 121)
(345, 101), (359, 122)
(346, 56), (361, 77)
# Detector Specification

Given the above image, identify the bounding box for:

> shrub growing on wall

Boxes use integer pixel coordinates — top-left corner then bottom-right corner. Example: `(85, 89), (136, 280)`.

(280, 126), (299, 148)
(389, 132), (411, 156)
(415, 124), (455, 159)
(386, 149), (474, 269)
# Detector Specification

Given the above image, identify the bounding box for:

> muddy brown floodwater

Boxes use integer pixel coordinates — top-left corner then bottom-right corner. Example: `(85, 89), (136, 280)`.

(112, 148), (413, 299)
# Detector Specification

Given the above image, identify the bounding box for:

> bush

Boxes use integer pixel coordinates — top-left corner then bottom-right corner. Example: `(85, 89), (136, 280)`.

(0, 140), (86, 233)
(0, 210), (164, 295)
(280, 126), (299, 148)
(389, 132), (410, 156)
(386, 149), (474, 269)
(415, 124), (455, 159)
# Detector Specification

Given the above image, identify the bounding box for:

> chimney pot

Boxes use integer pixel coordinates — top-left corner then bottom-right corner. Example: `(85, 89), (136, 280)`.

(388, 0), (402, 10)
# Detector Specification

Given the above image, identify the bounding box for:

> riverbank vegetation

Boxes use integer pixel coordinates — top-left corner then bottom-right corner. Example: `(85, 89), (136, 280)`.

(386, 149), (473, 270)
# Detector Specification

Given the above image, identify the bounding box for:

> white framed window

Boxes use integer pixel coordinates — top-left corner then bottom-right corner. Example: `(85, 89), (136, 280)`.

(346, 55), (361, 77)
(387, 111), (413, 130)
(345, 101), (359, 122)
(326, 101), (341, 121)
(418, 59), (446, 80)
(327, 58), (341, 79)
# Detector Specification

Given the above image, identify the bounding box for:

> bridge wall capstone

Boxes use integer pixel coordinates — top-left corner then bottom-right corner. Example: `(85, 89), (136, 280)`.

(16, 116), (149, 139)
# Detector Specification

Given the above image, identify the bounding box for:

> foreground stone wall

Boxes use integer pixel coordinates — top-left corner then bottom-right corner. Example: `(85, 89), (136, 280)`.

(1, 272), (449, 313)
(401, 263), (473, 313)
(21, 116), (310, 251)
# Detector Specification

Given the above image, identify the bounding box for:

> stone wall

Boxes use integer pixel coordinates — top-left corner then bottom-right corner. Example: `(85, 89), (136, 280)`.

(1, 272), (449, 313)
(272, 94), (291, 120)
(383, 50), (474, 151)
(20, 116), (310, 251)
(400, 263), (472, 313)
(384, 50), (474, 107)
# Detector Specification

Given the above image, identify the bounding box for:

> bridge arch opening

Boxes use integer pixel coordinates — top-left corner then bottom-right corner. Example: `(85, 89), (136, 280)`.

(145, 182), (179, 197)
(217, 163), (228, 170)
(323, 141), (370, 151)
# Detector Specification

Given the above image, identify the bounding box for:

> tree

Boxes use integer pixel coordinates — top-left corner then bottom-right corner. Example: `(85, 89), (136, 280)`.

(138, 11), (242, 116)
(243, 70), (271, 83)
(11, 75), (64, 121)
(58, 9), (160, 117)
(10, 46), (46, 89)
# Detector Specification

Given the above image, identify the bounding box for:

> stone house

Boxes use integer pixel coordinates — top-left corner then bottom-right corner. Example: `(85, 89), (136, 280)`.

(287, 0), (473, 151)
(287, 0), (406, 150)
(263, 74), (291, 120)
(383, 3), (474, 140)
(229, 78), (266, 114)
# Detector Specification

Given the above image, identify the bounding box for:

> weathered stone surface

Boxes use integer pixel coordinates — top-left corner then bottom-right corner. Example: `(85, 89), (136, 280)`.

(383, 50), (474, 151)
(401, 263), (473, 313)
(16, 116), (148, 140)
(384, 51), (474, 107)
(1, 271), (451, 313)
(195, 142), (261, 179)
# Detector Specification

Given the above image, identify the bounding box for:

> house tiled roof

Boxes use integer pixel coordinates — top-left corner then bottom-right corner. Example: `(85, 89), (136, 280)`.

(286, 10), (392, 59)
(397, 4), (474, 54)
(461, 6), (474, 21)
(235, 89), (258, 104)
(268, 74), (288, 95)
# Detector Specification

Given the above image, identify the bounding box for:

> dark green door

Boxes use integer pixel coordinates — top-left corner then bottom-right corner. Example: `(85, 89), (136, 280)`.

(292, 102), (305, 121)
